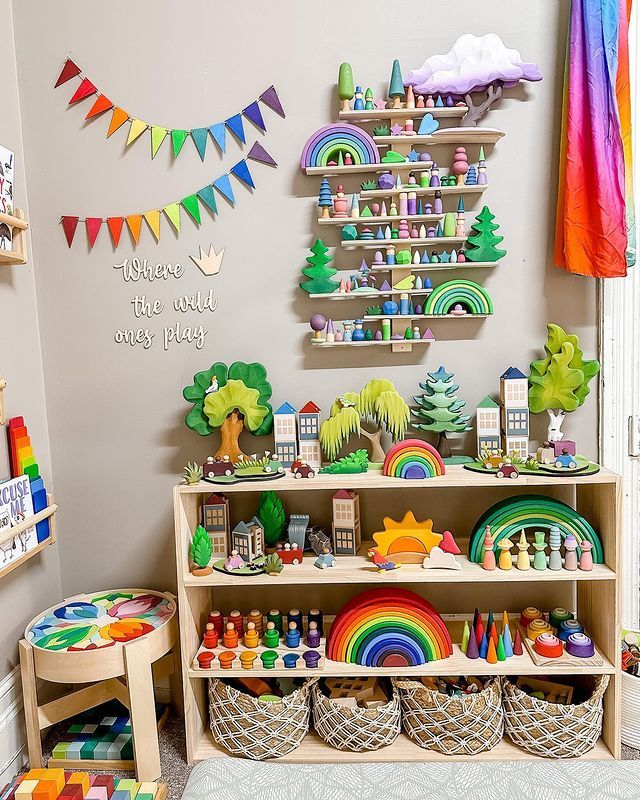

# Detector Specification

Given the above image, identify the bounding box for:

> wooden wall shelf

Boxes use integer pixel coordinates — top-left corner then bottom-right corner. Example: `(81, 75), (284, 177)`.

(338, 107), (468, 122)
(360, 185), (488, 200)
(373, 129), (505, 146)
(0, 209), (29, 265)
(341, 236), (467, 250)
(0, 494), (57, 580)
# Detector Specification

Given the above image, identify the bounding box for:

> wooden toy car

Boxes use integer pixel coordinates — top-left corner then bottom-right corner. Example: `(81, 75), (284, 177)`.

(264, 457), (285, 474)
(203, 456), (233, 478)
(536, 445), (555, 465)
(291, 459), (316, 479)
(554, 451), (577, 469)
(496, 461), (519, 479)
(276, 542), (303, 565)
(483, 452), (504, 470)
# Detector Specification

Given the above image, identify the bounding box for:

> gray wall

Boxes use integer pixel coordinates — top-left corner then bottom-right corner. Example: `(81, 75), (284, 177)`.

(0, 1), (61, 674)
(9, 1), (598, 601)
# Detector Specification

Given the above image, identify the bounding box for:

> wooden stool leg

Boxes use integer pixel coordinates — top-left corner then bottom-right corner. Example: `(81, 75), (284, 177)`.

(124, 637), (161, 781)
(19, 640), (43, 769)
(168, 642), (183, 717)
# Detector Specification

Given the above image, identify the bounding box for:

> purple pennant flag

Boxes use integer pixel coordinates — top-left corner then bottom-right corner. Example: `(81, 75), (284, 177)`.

(247, 141), (277, 167)
(242, 101), (266, 131)
(259, 85), (285, 118)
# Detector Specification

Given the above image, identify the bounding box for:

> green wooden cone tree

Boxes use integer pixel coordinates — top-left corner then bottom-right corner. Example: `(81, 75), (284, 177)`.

(412, 366), (471, 458)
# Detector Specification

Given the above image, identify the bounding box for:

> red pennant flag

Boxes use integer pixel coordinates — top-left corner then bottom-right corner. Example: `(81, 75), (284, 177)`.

(107, 217), (124, 247)
(85, 217), (102, 249)
(69, 78), (97, 105)
(85, 94), (113, 120)
(55, 58), (81, 88)
(61, 216), (79, 247)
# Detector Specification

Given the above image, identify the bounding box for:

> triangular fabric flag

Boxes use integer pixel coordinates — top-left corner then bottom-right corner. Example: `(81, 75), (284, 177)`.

(171, 129), (189, 158)
(151, 127), (168, 158)
(225, 113), (245, 144)
(107, 107), (129, 138)
(61, 216), (79, 248)
(197, 185), (217, 216)
(85, 217), (102, 249)
(69, 78), (97, 105)
(85, 94), (113, 120)
(163, 203), (181, 233)
(259, 85), (285, 118)
(213, 174), (236, 205)
(230, 159), (255, 189)
(191, 127), (208, 161)
(55, 59), (81, 88)
(242, 101), (266, 131)
(209, 123), (226, 153)
(126, 119), (147, 148)
(247, 141), (277, 167)
(143, 210), (161, 241)
(126, 215), (143, 245)
(181, 194), (201, 225)
(107, 217), (124, 247)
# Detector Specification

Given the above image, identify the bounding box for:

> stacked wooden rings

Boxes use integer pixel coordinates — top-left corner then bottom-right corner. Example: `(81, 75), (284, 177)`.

(557, 619), (584, 641)
(533, 632), (564, 658)
(565, 632), (595, 658)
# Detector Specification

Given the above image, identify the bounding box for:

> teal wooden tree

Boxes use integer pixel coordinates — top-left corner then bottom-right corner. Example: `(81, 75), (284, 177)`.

(465, 206), (506, 262)
(299, 238), (339, 294)
(318, 178), (333, 219)
(412, 366), (471, 458)
(389, 59), (405, 108)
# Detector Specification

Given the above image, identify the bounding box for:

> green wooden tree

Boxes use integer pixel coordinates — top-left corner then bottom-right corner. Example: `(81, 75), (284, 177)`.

(338, 63), (355, 111)
(465, 206), (506, 262)
(256, 491), (286, 547)
(190, 525), (212, 569)
(412, 366), (471, 458)
(389, 59), (405, 108)
(299, 238), (339, 294)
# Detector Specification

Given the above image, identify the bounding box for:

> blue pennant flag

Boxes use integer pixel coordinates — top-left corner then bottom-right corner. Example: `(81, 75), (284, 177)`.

(242, 101), (266, 131)
(191, 127), (208, 161)
(209, 122), (226, 153)
(197, 185), (218, 215)
(230, 159), (255, 189)
(225, 113), (245, 144)
(213, 174), (236, 205)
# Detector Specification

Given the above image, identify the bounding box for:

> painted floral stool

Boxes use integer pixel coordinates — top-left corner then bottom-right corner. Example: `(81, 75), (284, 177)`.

(20, 589), (179, 781)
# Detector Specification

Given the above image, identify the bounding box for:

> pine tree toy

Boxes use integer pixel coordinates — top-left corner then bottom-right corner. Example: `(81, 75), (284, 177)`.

(465, 206), (506, 262)
(412, 366), (471, 458)
(300, 239), (339, 294)
(318, 178), (333, 218)
(388, 59), (405, 108)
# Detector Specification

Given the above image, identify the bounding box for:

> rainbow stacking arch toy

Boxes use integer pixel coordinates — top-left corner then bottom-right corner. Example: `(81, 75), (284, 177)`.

(468, 495), (603, 563)
(424, 279), (493, 316)
(300, 123), (379, 169)
(382, 439), (445, 479)
(326, 588), (453, 667)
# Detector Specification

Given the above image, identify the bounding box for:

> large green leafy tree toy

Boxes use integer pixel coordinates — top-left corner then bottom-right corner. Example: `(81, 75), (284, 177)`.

(183, 362), (273, 462)
(300, 238), (339, 294)
(319, 378), (409, 464)
(529, 324), (600, 441)
(256, 491), (286, 548)
(412, 366), (471, 458)
(338, 63), (355, 111)
(190, 524), (213, 575)
(465, 206), (506, 262)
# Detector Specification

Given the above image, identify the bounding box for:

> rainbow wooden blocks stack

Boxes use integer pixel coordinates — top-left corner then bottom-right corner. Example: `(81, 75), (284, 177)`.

(0, 772), (164, 800)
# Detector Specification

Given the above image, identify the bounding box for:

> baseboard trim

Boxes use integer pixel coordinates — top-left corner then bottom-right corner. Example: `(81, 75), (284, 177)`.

(0, 666), (27, 787)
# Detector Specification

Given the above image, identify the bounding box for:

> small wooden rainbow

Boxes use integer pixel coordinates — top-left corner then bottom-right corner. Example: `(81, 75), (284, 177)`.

(424, 279), (493, 316)
(300, 123), (379, 169)
(382, 439), (445, 479)
(326, 588), (453, 667)
(468, 494), (603, 563)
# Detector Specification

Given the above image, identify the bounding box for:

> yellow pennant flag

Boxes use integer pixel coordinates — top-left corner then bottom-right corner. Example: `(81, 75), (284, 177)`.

(126, 118), (148, 147)
(163, 203), (181, 233)
(143, 210), (161, 241)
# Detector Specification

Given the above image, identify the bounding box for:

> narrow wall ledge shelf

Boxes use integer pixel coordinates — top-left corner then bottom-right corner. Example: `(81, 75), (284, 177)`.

(318, 213), (444, 226)
(374, 128), (505, 146)
(360, 185), (488, 200)
(338, 107), (468, 122)
(341, 236), (467, 250)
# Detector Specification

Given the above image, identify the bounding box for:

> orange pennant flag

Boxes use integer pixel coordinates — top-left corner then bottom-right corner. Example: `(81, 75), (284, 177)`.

(107, 107), (130, 138)
(85, 94), (114, 120)
(107, 217), (124, 247)
(143, 210), (161, 242)
(125, 214), (143, 245)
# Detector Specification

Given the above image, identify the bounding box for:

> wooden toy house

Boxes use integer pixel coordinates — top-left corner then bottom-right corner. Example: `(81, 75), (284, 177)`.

(332, 489), (361, 555)
(476, 395), (501, 456)
(297, 401), (322, 468)
(231, 516), (264, 562)
(273, 402), (298, 467)
(201, 493), (229, 557)
(499, 367), (530, 460)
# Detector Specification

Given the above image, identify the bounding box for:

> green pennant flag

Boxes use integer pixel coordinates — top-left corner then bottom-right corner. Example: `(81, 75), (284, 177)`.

(197, 185), (217, 216)
(151, 126), (168, 158)
(181, 194), (201, 225)
(163, 202), (181, 233)
(171, 129), (189, 158)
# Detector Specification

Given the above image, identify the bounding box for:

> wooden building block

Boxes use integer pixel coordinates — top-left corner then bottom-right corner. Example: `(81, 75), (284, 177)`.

(42, 771), (65, 793)
(21, 774), (47, 784)
(67, 774), (90, 797)
(58, 785), (83, 800)
(15, 782), (39, 800)
(90, 777), (115, 797)
(33, 782), (58, 800)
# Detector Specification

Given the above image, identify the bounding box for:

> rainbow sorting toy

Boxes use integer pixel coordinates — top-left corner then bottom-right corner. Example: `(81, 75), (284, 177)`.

(326, 587), (453, 667)
(8, 416), (51, 542)
(300, 123), (379, 169)
(423, 279), (494, 316)
(467, 495), (603, 563)
(382, 438), (445, 479)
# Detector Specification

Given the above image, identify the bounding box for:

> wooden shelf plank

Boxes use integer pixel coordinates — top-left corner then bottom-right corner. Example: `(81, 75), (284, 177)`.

(306, 162), (480, 177)
(0, 249), (27, 265)
(318, 213), (444, 226)
(361, 185), (488, 200)
(0, 503), (58, 547)
(310, 338), (433, 349)
(374, 128), (505, 146)
(0, 536), (55, 580)
(370, 261), (498, 272)
(338, 107), (468, 122)
(342, 237), (467, 250)
(0, 211), (29, 230)
(308, 288), (434, 301)
(0, 209), (29, 265)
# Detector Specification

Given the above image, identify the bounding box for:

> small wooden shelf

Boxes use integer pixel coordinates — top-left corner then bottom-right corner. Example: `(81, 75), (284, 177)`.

(342, 236), (467, 250)
(308, 288), (434, 301)
(318, 213), (444, 226)
(374, 128), (505, 146)
(0, 209), (29, 266)
(0, 495), (57, 580)
(360, 185), (488, 200)
(306, 162), (481, 177)
(370, 261), (498, 273)
(338, 107), (469, 122)
(310, 338), (433, 349)
(362, 313), (485, 321)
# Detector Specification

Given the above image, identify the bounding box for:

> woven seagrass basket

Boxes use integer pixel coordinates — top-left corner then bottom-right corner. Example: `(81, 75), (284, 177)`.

(311, 680), (401, 751)
(394, 676), (503, 755)
(209, 678), (315, 760)
(503, 675), (608, 758)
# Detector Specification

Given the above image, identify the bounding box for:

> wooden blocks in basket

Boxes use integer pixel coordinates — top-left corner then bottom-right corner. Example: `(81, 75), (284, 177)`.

(325, 677), (389, 709)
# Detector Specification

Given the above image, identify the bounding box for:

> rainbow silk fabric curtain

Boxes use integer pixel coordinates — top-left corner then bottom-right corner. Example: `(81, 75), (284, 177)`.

(554, 0), (635, 278)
